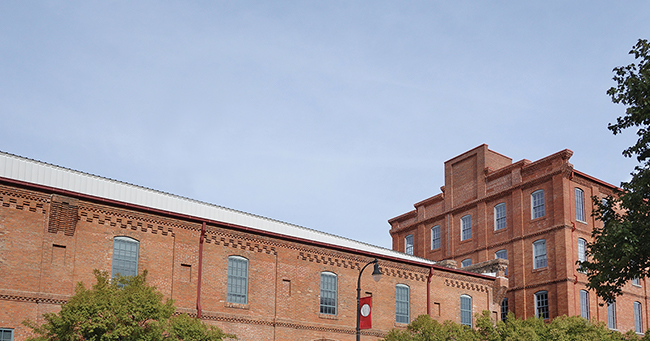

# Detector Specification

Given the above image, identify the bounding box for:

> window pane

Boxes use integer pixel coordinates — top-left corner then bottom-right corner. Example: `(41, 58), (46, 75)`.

(461, 259), (472, 268)
(405, 235), (414, 255)
(608, 301), (617, 329)
(535, 291), (549, 319)
(460, 295), (472, 327)
(495, 249), (507, 276)
(320, 273), (337, 315)
(227, 256), (248, 304)
(575, 188), (585, 221)
(396, 285), (410, 323)
(111, 237), (139, 278)
(461, 215), (472, 241)
(532, 190), (545, 219)
(0, 329), (13, 341)
(501, 298), (509, 322)
(580, 290), (589, 319)
(431, 226), (441, 250)
(635, 301), (643, 333)
(534, 240), (547, 269)
(495, 203), (506, 230)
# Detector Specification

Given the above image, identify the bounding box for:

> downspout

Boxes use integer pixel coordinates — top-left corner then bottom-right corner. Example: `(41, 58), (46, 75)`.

(196, 222), (206, 318)
(570, 171), (578, 316)
(427, 266), (434, 315)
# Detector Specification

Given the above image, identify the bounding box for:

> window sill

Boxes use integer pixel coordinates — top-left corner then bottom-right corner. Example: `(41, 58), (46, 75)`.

(494, 227), (507, 233)
(532, 267), (547, 273)
(576, 219), (587, 224)
(319, 313), (338, 320)
(224, 302), (249, 310)
(394, 322), (409, 328)
(531, 216), (546, 222)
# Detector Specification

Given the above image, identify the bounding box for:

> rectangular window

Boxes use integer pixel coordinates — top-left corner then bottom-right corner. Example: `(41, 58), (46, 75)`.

(532, 190), (545, 219)
(578, 238), (587, 274)
(320, 272), (337, 315)
(580, 290), (589, 319)
(461, 215), (472, 241)
(535, 291), (549, 319)
(533, 239), (547, 269)
(460, 295), (472, 327)
(495, 203), (506, 230)
(461, 259), (472, 268)
(0, 329), (13, 341)
(501, 298), (509, 322)
(396, 284), (410, 324)
(635, 301), (643, 333)
(633, 278), (641, 286)
(575, 188), (586, 222)
(227, 256), (248, 304)
(405, 234), (413, 255)
(608, 301), (617, 329)
(431, 225), (441, 250)
(495, 249), (507, 276)
(111, 236), (139, 278)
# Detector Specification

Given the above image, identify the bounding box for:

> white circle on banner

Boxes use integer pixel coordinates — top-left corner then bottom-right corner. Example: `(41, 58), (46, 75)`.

(360, 303), (371, 317)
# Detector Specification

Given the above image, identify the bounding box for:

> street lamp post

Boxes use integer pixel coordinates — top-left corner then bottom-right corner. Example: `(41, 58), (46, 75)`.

(356, 258), (382, 341)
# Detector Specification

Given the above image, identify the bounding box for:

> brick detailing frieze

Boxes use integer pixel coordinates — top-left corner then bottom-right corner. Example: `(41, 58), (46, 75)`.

(444, 279), (488, 293)
(0, 185), (47, 214)
(48, 195), (79, 236)
(78, 203), (187, 237)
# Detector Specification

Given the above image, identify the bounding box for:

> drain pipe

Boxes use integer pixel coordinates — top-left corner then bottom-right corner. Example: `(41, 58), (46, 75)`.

(427, 266), (433, 315)
(196, 222), (206, 318)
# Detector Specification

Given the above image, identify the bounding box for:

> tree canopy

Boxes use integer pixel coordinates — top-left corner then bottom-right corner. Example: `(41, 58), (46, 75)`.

(24, 270), (236, 341)
(382, 312), (647, 341)
(578, 39), (650, 302)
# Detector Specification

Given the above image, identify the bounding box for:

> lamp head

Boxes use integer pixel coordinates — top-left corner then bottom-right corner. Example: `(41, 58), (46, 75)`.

(371, 260), (382, 282)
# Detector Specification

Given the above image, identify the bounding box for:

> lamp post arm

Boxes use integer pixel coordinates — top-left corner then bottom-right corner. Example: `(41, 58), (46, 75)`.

(356, 258), (378, 341)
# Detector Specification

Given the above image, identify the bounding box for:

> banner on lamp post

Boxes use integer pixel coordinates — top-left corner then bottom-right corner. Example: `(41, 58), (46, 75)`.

(359, 296), (372, 330)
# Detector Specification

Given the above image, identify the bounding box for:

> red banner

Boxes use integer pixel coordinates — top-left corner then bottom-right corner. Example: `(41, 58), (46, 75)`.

(359, 296), (372, 330)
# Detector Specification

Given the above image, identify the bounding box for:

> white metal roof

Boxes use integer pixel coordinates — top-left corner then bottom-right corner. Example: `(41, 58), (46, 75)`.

(0, 151), (434, 265)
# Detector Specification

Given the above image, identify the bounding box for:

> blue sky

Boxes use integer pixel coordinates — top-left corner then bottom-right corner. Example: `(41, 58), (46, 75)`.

(1, 2), (648, 248)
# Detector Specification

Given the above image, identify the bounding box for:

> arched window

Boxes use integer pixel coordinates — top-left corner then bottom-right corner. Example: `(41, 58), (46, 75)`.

(533, 239), (547, 269)
(501, 298), (509, 322)
(535, 291), (549, 319)
(578, 238), (587, 273)
(431, 225), (441, 250)
(320, 272), (337, 315)
(494, 203), (506, 230)
(580, 290), (589, 319)
(396, 284), (410, 324)
(634, 301), (643, 333)
(460, 295), (472, 327)
(531, 190), (545, 219)
(461, 215), (472, 241)
(405, 234), (413, 255)
(608, 301), (616, 329)
(461, 258), (472, 268)
(227, 256), (248, 304)
(111, 236), (139, 278)
(495, 249), (507, 276)
(575, 188), (586, 222)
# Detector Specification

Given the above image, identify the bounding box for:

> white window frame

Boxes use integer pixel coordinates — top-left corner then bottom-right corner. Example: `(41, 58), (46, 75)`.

(531, 190), (545, 219)
(0, 328), (13, 341)
(111, 236), (139, 279)
(578, 238), (587, 273)
(494, 203), (506, 230)
(431, 225), (441, 250)
(495, 249), (507, 276)
(633, 277), (641, 286)
(396, 284), (410, 324)
(461, 258), (472, 268)
(405, 234), (413, 255)
(580, 290), (589, 319)
(575, 187), (586, 222)
(461, 215), (472, 241)
(227, 255), (249, 304)
(320, 272), (337, 315)
(460, 294), (472, 327)
(535, 290), (549, 319)
(635, 301), (643, 334)
(533, 239), (547, 269)
(608, 301), (617, 330)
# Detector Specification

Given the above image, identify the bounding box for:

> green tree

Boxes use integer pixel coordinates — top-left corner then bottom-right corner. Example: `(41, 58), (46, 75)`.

(578, 39), (650, 302)
(24, 270), (236, 341)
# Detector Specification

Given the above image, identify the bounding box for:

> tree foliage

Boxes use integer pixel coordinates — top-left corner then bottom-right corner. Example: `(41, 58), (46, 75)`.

(24, 270), (236, 341)
(578, 39), (650, 302)
(382, 312), (648, 341)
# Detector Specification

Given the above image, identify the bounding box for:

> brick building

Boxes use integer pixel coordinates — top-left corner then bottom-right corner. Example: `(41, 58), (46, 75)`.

(0, 151), (506, 341)
(389, 145), (649, 334)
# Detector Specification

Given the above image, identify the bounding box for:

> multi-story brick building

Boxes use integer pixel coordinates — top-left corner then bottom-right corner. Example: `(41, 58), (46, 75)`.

(0, 151), (506, 341)
(389, 144), (648, 334)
